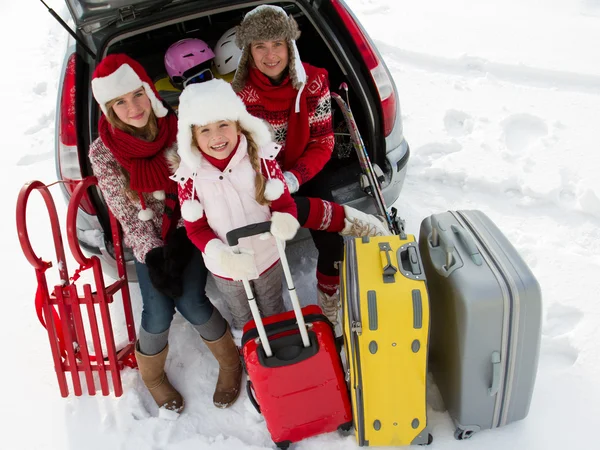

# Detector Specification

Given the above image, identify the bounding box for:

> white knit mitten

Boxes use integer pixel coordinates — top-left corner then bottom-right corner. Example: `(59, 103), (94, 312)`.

(270, 212), (300, 241)
(204, 239), (256, 280)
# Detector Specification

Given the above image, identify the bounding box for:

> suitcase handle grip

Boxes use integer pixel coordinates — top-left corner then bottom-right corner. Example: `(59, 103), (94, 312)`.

(451, 225), (483, 266)
(246, 380), (261, 414)
(430, 215), (455, 268)
(437, 227), (455, 270)
(226, 221), (272, 246)
(489, 351), (501, 396)
(378, 242), (398, 282)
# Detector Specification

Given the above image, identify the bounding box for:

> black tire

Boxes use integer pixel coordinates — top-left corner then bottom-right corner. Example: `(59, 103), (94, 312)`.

(276, 441), (291, 450)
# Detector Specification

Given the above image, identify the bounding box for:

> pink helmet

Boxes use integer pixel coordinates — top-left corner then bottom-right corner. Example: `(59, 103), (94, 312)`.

(164, 38), (215, 81)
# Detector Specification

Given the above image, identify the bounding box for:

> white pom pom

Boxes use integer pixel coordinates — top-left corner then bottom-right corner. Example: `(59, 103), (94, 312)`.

(152, 190), (166, 200)
(138, 208), (155, 221)
(181, 199), (204, 222)
(264, 178), (284, 201)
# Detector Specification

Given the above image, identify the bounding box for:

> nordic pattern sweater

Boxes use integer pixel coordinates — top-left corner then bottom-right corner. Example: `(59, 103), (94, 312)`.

(237, 63), (335, 185)
(89, 137), (182, 263)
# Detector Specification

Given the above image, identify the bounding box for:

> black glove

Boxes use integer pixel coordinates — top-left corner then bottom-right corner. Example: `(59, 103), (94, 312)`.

(145, 247), (184, 299)
(164, 227), (195, 275)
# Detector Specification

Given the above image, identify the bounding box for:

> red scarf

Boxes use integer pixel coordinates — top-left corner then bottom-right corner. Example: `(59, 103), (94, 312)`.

(99, 113), (180, 240)
(247, 67), (310, 173)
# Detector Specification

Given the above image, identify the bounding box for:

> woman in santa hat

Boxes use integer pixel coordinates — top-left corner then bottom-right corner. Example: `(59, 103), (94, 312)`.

(231, 5), (390, 325)
(89, 54), (242, 415)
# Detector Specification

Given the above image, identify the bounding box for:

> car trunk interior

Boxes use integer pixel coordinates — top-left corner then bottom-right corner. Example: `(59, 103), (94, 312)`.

(83, 1), (386, 254)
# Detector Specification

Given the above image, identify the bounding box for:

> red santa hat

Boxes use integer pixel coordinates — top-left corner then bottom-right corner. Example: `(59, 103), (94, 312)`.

(91, 54), (169, 118)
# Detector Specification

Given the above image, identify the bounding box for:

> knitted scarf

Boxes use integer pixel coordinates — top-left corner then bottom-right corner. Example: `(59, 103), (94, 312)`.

(98, 112), (180, 240)
(247, 67), (310, 176)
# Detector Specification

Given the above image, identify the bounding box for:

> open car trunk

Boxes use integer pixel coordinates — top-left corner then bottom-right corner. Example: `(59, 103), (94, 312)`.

(79, 0), (387, 253)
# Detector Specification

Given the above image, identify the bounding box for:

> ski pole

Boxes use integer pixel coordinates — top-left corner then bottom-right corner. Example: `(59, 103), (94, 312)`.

(331, 84), (404, 235)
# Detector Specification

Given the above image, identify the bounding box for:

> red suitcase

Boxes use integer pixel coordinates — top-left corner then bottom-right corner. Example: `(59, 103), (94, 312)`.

(226, 223), (352, 449)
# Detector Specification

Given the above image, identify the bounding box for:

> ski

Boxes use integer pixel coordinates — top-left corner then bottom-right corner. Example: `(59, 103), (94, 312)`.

(331, 84), (405, 236)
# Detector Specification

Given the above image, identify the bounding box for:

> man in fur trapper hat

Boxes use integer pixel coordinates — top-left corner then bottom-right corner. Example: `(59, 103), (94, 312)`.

(232, 5), (390, 325)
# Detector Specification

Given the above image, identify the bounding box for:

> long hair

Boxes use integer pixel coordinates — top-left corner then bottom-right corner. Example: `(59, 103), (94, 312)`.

(243, 128), (269, 206)
(104, 97), (160, 201)
(191, 121), (270, 206)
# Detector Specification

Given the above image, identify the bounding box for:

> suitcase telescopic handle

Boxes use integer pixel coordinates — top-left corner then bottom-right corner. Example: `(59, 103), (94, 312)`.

(225, 222), (311, 358)
(226, 222), (272, 246)
(430, 216), (455, 269)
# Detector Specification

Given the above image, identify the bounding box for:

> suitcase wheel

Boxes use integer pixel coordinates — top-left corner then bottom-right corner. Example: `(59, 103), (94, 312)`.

(337, 421), (353, 433)
(275, 441), (291, 450)
(422, 433), (433, 445)
(454, 428), (474, 440)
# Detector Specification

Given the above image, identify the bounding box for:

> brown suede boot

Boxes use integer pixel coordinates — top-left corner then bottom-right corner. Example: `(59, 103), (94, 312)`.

(135, 343), (184, 414)
(203, 329), (243, 408)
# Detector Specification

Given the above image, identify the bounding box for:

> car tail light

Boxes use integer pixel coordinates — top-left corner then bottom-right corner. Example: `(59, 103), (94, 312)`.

(58, 53), (96, 215)
(331, 0), (397, 136)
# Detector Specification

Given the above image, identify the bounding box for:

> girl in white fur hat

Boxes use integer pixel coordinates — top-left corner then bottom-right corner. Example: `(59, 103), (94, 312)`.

(172, 78), (300, 329)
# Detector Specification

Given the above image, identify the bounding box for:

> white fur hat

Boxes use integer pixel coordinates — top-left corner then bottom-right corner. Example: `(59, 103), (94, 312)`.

(91, 53), (168, 118)
(177, 78), (273, 169)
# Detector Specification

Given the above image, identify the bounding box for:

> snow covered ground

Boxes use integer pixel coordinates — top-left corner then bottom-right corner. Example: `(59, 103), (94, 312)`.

(3, 0), (600, 448)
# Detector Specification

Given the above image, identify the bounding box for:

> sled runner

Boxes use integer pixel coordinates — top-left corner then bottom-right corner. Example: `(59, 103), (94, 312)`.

(419, 210), (542, 439)
(16, 176), (137, 397)
(227, 223), (352, 450)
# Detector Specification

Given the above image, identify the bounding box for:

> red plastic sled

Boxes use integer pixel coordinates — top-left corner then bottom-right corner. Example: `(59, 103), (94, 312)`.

(16, 176), (137, 397)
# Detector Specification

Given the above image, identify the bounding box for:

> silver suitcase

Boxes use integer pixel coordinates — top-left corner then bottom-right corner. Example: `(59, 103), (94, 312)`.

(418, 210), (542, 440)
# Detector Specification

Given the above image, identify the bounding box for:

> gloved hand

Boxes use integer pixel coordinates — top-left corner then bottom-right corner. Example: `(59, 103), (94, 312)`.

(270, 212), (300, 241)
(164, 227), (195, 275)
(145, 247), (184, 299)
(283, 171), (299, 194)
(205, 239), (256, 280)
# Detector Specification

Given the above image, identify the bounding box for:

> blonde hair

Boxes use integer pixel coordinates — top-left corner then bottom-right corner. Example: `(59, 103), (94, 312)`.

(105, 96), (159, 201)
(192, 121), (270, 206)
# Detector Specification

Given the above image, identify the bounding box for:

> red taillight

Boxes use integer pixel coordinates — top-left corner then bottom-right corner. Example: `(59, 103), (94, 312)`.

(58, 53), (96, 215)
(331, 0), (397, 136)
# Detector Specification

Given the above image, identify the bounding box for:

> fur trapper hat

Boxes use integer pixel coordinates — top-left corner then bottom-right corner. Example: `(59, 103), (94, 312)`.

(91, 53), (168, 118)
(231, 5), (307, 94)
(177, 79), (273, 169)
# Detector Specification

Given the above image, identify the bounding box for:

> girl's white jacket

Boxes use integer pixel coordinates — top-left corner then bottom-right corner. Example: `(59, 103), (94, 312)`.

(171, 134), (294, 279)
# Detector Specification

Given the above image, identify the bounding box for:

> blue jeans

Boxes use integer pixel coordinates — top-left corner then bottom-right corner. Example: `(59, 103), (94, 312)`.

(135, 247), (214, 334)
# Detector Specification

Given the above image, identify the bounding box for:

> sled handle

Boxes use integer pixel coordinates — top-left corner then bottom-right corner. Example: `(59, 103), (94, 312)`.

(16, 181), (69, 279)
(66, 177), (98, 266)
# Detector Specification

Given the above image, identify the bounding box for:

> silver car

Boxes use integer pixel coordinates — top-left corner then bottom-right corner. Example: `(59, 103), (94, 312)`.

(54, 0), (410, 279)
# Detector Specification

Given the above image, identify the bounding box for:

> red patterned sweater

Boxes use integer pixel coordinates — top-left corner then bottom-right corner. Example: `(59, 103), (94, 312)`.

(237, 63), (335, 185)
(89, 137), (182, 263)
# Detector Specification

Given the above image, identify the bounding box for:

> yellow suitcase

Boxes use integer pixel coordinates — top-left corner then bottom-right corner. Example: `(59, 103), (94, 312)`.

(341, 234), (432, 447)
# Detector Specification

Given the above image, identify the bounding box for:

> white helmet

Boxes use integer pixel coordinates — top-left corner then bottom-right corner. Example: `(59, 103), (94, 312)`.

(214, 27), (243, 75)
